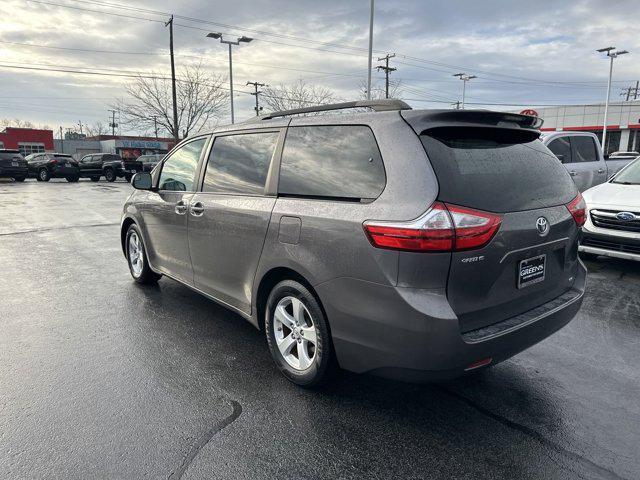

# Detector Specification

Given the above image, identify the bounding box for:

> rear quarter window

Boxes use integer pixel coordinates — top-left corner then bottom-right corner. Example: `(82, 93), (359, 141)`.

(278, 125), (385, 201)
(420, 127), (577, 212)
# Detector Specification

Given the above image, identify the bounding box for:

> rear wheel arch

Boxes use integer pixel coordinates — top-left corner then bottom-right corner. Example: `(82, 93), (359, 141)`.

(255, 267), (327, 332)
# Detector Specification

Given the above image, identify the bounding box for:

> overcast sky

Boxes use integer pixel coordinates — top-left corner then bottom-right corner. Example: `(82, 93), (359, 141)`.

(1, 0), (639, 136)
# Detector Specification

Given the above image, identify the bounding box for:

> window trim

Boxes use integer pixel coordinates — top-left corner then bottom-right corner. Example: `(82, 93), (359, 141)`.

(156, 135), (211, 193)
(275, 123), (386, 202)
(196, 127), (287, 197)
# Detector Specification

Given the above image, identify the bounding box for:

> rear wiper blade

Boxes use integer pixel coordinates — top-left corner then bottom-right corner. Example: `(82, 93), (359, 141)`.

(612, 181), (640, 185)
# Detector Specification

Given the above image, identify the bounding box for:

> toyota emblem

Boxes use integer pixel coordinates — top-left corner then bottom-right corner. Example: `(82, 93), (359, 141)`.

(536, 217), (549, 236)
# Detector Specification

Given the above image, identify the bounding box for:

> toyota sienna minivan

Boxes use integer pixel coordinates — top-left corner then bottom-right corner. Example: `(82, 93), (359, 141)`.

(120, 100), (587, 386)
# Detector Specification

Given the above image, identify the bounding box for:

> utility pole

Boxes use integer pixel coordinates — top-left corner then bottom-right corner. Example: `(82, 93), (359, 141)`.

(246, 81), (268, 116)
(206, 33), (253, 124)
(366, 0), (375, 101)
(451, 101), (462, 110)
(152, 116), (158, 138)
(597, 47), (629, 155)
(620, 81), (639, 101)
(165, 16), (179, 141)
(108, 109), (118, 136)
(77, 120), (83, 135)
(59, 126), (64, 153)
(376, 53), (396, 99)
(453, 73), (477, 109)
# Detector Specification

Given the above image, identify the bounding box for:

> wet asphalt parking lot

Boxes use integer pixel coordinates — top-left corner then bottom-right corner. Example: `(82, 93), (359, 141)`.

(0, 179), (639, 480)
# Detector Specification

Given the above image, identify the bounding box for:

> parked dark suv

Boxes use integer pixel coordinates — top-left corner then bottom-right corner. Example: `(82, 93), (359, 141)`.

(120, 100), (587, 386)
(0, 149), (28, 182)
(26, 152), (79, 182)
(78, 153), (143, 182)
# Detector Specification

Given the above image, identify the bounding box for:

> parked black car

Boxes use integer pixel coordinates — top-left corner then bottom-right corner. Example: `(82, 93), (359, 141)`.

(0, 149), (28, 182)
(25, 152), (79, 182)
(137, 154), (164, 172)
(78, 153), (143, 182)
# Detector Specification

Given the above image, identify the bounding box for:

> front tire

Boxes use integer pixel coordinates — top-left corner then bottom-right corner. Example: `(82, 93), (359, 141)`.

(90, 176), (100, 182)
(66, 175), (79, 182)
(265, 280), (335, 387)
(124, 174), (132, 183)
(38, 168), (50, 182)
(126, 224), (161, 284)
(104, 168), (116, 182)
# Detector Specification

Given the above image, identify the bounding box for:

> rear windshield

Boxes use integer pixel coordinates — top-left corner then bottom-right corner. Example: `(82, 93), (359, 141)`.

(420, 127), (577, 212)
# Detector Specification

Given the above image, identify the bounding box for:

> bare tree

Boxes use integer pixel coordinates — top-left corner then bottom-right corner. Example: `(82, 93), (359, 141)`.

(116, 63), (228, 139)
(262, 80), (337, 112)
(85, 121), (108, 137)
(358, 79), (403, 100)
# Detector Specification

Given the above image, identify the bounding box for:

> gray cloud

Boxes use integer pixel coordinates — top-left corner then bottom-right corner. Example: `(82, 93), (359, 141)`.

(1, 0), (639, 132)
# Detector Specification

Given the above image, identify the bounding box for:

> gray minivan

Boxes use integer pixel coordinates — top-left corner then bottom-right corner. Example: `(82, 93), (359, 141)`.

(120, 100), (586, 386)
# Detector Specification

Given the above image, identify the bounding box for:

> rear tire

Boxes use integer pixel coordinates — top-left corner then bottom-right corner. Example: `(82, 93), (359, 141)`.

(90, 176), (100, 182)
(265, 280), (335, 387)
(124, 173), (132, 183)
(66, 175), (79, 183)
(104, 168), (116, 182)
(125, 224), (161, 284)
(38, 168), (50, 182)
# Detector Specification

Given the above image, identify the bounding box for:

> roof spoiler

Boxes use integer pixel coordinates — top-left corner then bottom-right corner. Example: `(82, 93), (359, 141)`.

(401, 109), (544, 135)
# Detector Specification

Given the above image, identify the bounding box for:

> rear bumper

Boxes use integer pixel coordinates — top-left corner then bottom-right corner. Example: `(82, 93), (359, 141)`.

(0, 166), (28, 177)
(317, 261), (586, 383)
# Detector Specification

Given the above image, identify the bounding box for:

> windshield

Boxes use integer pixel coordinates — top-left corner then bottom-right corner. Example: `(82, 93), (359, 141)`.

(612, 158), (640, 185)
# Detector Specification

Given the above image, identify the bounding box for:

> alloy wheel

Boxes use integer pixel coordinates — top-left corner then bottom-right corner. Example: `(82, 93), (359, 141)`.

(128, 232), (144, 277)
(272, 296), (318, 370)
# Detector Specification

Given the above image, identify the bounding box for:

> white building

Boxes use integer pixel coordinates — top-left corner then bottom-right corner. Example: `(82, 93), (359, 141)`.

(526, 100), (640, 155)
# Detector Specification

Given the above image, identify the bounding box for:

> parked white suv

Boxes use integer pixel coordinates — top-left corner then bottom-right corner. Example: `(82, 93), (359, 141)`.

(580, 157), (640, 262)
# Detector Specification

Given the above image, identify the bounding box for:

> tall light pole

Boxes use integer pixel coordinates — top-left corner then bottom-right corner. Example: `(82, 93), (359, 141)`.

(453, 73), (477, 109)
(597, 47), (629, 155)
(207, 33), (253, 124)
(366, 0), (375, 100)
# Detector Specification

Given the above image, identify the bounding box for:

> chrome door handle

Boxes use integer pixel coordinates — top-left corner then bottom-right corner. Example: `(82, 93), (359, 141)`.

(175, 201), (188, 215)
(597, 168), (605, 174)
(569, 171), (577, 176)
(190, 202), (205, 217)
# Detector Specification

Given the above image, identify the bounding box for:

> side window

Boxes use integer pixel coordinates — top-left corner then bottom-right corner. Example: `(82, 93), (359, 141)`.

(572, 136), (599, 163)
(158, 138), (207, 192)
(547, 137), (572, 163)
(278, 125), (386, 200)
(202, 131), (279, 195)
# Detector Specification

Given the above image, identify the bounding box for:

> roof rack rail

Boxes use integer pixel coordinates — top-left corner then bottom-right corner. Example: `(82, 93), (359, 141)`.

(257, 99), (412, 120)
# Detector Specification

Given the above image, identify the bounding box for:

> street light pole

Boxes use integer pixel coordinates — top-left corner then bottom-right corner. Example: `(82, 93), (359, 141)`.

(597, 47), (629, 155)
(453, 73), (477, 109)
(207, 33), (253, 124)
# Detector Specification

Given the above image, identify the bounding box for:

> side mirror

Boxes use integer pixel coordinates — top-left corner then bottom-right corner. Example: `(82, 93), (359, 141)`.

(132, 172), (153, 190)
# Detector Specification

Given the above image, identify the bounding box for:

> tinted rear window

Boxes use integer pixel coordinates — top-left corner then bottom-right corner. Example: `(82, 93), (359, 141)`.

(420, 127), (577, 212)
(279, 125), (385, 200)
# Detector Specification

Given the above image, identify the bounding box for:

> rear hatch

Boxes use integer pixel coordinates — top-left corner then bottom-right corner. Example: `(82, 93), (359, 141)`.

(0, 150), (26, 168)
(123, 159), (143, 173)
(403, 111), (582, 333)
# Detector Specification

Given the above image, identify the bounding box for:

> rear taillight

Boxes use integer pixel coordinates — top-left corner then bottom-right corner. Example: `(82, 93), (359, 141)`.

(364, 202), (454, 252)
(566, 193), (586, 227)
(50, 159), (57, 165)
(363, 202), (502, 253)
(446, 204), (503, 251)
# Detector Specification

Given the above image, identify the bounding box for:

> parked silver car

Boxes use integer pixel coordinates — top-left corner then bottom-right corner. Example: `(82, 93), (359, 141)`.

(541, 131), (632, 191)
(120, 100), (586, 386)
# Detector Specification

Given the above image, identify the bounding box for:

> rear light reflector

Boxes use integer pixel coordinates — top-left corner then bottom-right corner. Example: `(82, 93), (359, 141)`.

(566, 193), (586, 227)
(465, 357), (493, 371)
(364, 202), (502, 253)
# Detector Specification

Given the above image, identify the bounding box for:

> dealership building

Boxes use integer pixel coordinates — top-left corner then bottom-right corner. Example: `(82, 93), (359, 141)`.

(0, 127), (55, 156)
(530, 100), (640, 155)
(55, 135), (175, 159)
